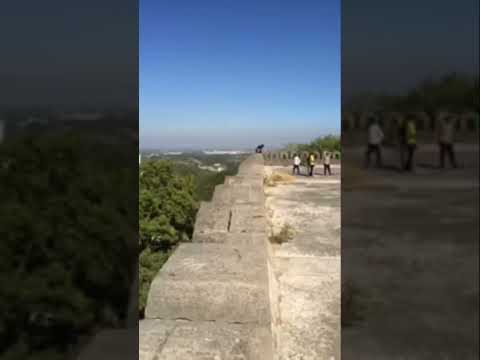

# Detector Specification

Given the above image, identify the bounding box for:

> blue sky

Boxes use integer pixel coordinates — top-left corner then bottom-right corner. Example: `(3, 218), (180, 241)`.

(140, 0), (340, 150)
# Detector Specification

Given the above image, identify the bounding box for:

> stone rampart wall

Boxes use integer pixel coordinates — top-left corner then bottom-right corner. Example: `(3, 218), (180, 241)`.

(263, 150), (341, 166)
(139, 154), (273, 360)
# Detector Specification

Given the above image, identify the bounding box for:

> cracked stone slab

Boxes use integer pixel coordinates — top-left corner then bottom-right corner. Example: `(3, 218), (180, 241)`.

(192, 231), (267, 246)
(225, 175), (264, 187)
(145, 243), (270, 324)
(140, 320), (272, 360)
(193, 202), (231, 235)
(229, 204), (267, 234)
(158, 321), (272, 360)
(275, 272), (340, 360)
(272, 256), (340, 276)
(212, 184), (265, 205)
(264, 165), (341, 360)
(140, 320), (176, 360)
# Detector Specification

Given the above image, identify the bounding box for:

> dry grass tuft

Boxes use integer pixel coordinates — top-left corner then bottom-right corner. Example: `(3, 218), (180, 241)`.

(269, 224), (294, 244)
(264, 172), (296, 187)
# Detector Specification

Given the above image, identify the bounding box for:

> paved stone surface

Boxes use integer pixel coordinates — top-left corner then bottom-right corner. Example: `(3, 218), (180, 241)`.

(212, 183), (264, 205)
(265, 166), (341, 360)
(143, 155), (273, 360)
(145, 243), (270, 324)
(140, 319), (272, 360)
(192, 231), (266, 245)
(140, 320), (176, 360)
(141, 155), (342, 360)
(192, 201), (231, 235)
(341, 148), (479, 359)
(230, 203), (267, 234)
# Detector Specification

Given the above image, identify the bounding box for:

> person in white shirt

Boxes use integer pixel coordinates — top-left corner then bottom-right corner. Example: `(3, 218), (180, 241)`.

(323, 150), (332, 176)
(292, 154), (301, 175)
(436, 115), (457, 168)
(365, 117), (384, 168)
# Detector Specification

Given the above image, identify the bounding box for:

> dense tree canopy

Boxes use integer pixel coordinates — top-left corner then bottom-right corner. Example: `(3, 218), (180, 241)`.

(0, 134), (137, 359)
(346, 73), (479, 114)
(138, 157), (242, 316)
(285, 135), (341, 154)
(138, 160), (197, 315)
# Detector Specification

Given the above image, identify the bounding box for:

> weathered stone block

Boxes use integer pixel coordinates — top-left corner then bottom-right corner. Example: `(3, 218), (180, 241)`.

(193, 202), (230, 234)
(192, 231), (267, 247)
(139, 320), (176, 360)
(211, 183), (233, 204)
(145, 244), (270, 324)
(229, 204), (267, 234)
(274, 271), (340, 360)
(142, 321), (272, 360)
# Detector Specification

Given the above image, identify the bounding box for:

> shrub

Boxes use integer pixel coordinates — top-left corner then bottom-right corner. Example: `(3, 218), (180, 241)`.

(264, 172), (295, 187)
(0, 134), (137, 356)
(285, 135), (340, 156)
(138, 160), (198, 316)
(269, 224), (294, 244)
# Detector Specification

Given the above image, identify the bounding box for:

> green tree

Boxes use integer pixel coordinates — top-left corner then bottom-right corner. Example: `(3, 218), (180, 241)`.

(0, 134), (137, 357)
(138, 160), (198, 316)
(287, 135), (341, 154)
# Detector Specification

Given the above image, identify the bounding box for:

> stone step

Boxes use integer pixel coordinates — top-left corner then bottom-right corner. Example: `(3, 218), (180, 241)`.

(225, 175), (263, 186)
(272, 256), (340, 276)
(193, 202), (230, 235)
(211, 184), (235, 204)
(140, 319), (272, 360)
(212, 184), (264, 205)
(145, 243), (270, 324)
(192, 231), (266, 246)
(194, 203), (267, 238)
(238, 168), (264, 178)
(229, 204), (267, 234)
(238, 157), (264, 177)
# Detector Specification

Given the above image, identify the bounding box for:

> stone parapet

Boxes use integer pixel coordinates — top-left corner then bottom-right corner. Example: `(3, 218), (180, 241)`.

(140, 153), (273, 359)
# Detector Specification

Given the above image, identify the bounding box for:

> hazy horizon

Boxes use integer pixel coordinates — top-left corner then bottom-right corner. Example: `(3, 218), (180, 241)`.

(139, 126), (340, 151)
(140, 0), (340, 149)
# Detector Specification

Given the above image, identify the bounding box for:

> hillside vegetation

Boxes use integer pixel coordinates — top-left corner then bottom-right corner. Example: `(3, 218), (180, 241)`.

(0, 134), (137, 359)
(284, 135), (341, 154)
(346, 73), (479, 114)
(138, 156), (242, 316)
(139, 161), (197, 316)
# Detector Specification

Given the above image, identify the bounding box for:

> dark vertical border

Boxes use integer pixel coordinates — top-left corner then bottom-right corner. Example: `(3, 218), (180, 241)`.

(341, 0), (479, 358)
(1, 1), (139, 359)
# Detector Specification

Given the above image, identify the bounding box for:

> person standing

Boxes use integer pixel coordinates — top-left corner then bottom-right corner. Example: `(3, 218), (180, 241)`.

(323, 150), (332, 176)
(365, 117), (384, 168)
(404, 118), (417, 171)
(292, 153), (301, 175)
(255, 144), (264, 153)
(308, 152), (316, 176)
(397, 117), (407, 170)
(436, 115), (457, 168)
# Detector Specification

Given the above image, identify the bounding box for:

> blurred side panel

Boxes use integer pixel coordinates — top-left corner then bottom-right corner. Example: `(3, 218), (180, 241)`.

(0, 1), (138, 359)
(341, 0), (479, 358)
